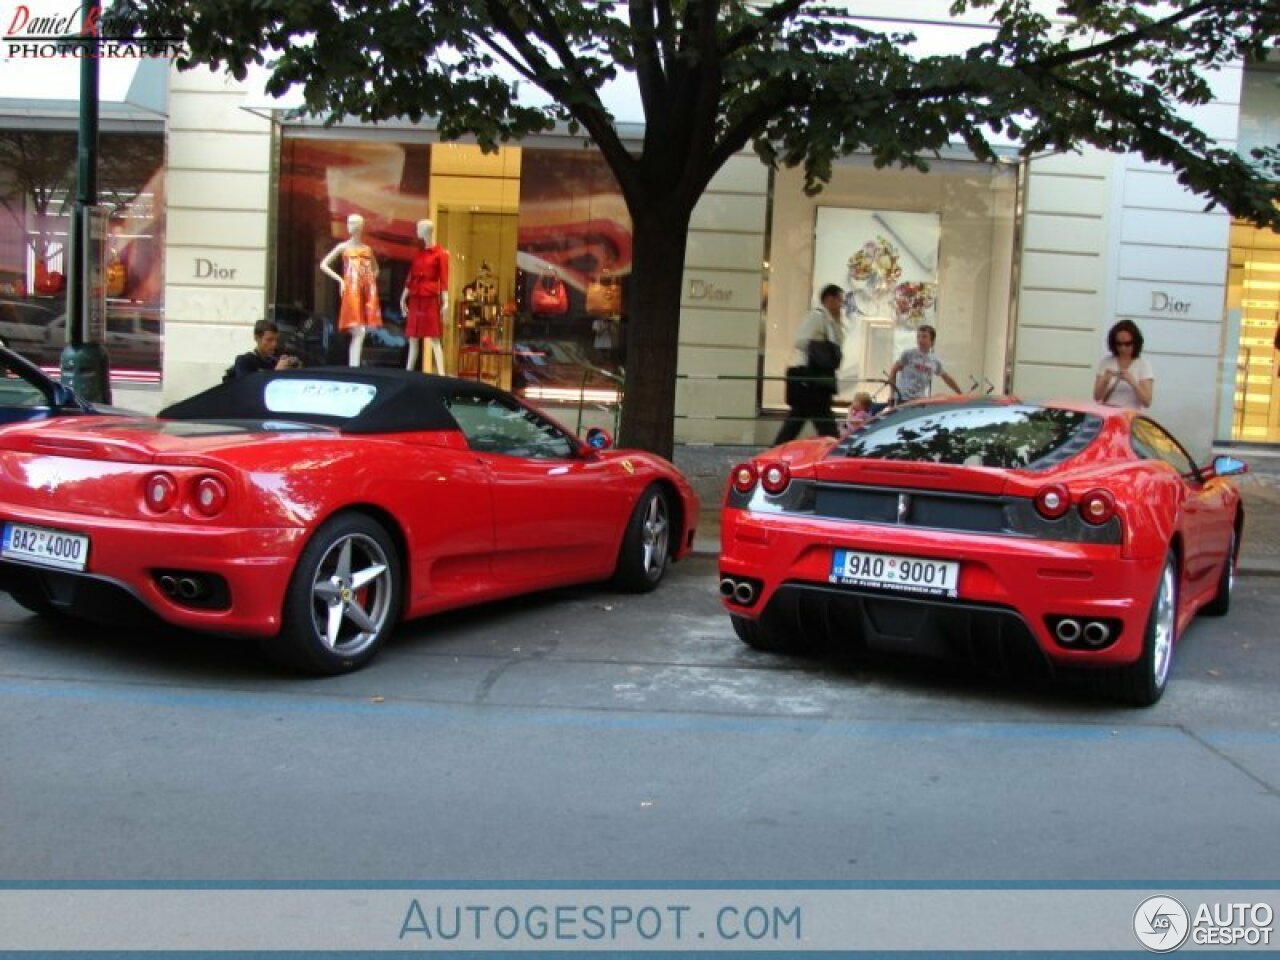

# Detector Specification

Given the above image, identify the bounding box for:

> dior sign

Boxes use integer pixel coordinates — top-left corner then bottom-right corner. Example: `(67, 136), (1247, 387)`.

(194, 258), (238, 281)
(687, 279), (732, 302)
(1150, 291), (1191, 314)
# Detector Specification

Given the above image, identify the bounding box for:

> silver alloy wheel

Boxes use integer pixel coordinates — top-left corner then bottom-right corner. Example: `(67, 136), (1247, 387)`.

(309, 532), (392, 656)
(641, 493), (670, 579)
(1151, 559), (1176, 689)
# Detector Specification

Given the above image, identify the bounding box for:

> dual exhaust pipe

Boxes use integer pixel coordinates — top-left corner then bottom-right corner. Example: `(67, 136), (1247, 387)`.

(157, 574), (206, 601)
(719, 576), (759, 606)
(1053, 617), (1112, 648)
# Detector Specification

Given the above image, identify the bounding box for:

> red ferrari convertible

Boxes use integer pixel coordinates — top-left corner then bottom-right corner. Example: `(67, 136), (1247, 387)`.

(0, 369), (698, 673)
(719, 397), (1247, 705)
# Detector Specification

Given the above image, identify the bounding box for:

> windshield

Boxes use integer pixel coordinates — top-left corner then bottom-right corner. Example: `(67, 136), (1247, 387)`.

(837, 402), (1100, 470)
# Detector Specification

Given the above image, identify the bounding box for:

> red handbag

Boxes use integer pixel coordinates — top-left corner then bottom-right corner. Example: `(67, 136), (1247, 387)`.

(531, 274), (568, 316)
(34, 262), (65, 296)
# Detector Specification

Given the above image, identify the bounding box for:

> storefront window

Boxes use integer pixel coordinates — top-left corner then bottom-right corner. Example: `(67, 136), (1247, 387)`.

(764, 160), (1018, 410)
(1224, 220), (1280, 443)
(275, 136), (431, 367)
(275, 135), (630, 405)
(0, 130), (164, 375)
(514, 150), (631, 404)
(1222, 59), (1280, 445)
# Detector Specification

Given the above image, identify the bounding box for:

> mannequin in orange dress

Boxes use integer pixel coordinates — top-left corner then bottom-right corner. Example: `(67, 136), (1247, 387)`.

(319, 213), (382, 366)
(399, 218), (449, 374)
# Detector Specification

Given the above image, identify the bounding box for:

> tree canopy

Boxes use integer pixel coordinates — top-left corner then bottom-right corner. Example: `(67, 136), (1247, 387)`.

(109, 0), (1280, 456)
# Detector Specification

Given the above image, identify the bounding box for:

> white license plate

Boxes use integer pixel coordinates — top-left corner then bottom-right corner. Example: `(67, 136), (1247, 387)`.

(829, 548), (958, 598)
(1, 522), (90, 572)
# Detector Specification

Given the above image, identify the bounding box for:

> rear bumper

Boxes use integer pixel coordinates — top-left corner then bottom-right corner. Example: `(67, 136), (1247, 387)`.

(0, 506), (305, 637)
(719, 508), (1160, 668)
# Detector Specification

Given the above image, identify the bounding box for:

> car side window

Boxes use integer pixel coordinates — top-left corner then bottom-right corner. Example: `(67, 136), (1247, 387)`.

(445, 393), (575, 460)
(0, 365), (51, 408)
(1131, 418), (1200, 481)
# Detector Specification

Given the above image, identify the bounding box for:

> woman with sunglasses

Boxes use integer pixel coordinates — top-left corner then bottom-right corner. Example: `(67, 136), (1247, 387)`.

(1093, 318), (1154, 409)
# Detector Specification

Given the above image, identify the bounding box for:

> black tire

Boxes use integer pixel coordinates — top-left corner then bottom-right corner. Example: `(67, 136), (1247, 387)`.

(612, 485), (672, 593)
(1112, 552), (1178, 707)
(265, 512), (401, 675)
(730, 614), (790, 653)
(1201, 528), (1237, 617)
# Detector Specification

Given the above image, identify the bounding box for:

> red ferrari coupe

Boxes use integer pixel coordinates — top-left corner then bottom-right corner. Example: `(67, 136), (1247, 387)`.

(719, 397), (1247, 705)
(0, 369), (698, 673)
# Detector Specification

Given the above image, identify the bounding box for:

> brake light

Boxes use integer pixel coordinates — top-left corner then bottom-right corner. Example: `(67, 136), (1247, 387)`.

(760, 461), (791, 495)
(192, 475), (229, 517)
(1033, 484), (1070, 520)
(1078, 488), (1116, 525)
(144, 472), (178, 513)
(731, 462), (758, 494)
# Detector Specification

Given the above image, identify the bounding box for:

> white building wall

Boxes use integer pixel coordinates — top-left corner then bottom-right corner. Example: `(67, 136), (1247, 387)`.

(1011, 149), (1114, 402)
(674, 157), (769, 445)
(161, 66), (274, 407)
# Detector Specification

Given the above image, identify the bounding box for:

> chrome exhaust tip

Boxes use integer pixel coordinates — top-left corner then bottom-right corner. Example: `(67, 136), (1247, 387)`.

(733, 581), (756, 605)
(177, 577), (201, 600)
(1055, 618), (1082, 644)
(1082, 621), (1111, 647)
(719, 578), (737, 598)
(158, 575), (178, 596)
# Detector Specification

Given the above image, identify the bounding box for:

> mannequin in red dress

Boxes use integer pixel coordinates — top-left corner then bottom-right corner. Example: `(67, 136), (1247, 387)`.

(319, 213), (381, 366)
(399, 219), (449, 374)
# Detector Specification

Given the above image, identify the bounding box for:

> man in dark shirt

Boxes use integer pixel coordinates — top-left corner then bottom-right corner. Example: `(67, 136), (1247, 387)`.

(225, 319), (300, 381)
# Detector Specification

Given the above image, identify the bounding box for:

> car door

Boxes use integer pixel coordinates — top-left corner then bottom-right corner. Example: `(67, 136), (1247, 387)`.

(1131, 418), (1229, 598)
(444, 391), (619, 585)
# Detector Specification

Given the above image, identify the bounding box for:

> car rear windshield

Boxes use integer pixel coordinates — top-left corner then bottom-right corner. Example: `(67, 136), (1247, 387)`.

(837, 402), (1100, 470)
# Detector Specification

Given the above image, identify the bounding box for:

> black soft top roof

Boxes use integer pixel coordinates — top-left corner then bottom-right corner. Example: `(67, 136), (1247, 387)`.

(159, 367), (510, 434)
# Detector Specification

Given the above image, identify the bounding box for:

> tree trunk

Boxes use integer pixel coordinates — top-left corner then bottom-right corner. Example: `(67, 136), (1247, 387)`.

(617, 201), (693, 460)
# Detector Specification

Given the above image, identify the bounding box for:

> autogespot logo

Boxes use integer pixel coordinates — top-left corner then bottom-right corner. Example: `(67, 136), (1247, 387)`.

(1134, 895), (1191, 953)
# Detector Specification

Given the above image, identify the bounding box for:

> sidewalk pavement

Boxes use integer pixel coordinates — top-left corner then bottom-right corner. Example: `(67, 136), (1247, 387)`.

(683, 450), (1280, 577)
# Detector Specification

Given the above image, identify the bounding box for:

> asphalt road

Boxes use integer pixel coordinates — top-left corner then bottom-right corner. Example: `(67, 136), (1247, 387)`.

(1, 556), (1277, 883)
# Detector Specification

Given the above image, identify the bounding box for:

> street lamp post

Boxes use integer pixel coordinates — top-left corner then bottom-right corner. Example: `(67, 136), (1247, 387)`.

(60, 0), (111, 403)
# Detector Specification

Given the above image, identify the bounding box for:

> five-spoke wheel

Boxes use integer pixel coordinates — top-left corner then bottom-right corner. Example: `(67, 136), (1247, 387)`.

(270, 512), (401, 674)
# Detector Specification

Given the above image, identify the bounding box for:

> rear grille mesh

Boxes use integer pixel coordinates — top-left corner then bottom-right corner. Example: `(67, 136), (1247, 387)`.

(727, 479), (1121, 544)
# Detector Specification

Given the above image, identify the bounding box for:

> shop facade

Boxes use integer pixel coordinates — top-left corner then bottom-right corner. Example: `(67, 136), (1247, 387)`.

(0, 58), (166, 386)
(2, 44), (1275, 458)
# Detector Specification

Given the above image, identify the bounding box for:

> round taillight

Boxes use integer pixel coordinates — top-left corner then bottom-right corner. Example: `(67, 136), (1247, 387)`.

(144, 472), (178, 513)
(193, 475), (229, 517)
(760, 462), (791, 495)
(731, 462), (758, 494)
(1078, 488), (1116, 525)
(1033, 484), (1071, 520)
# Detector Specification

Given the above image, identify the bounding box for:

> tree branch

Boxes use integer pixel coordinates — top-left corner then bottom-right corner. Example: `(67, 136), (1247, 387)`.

(722, 0), (808, 56)
(628, 0), (668, 122)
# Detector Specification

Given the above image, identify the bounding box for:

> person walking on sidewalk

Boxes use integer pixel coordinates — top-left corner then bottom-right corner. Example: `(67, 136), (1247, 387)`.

(775, 284), (846, 444)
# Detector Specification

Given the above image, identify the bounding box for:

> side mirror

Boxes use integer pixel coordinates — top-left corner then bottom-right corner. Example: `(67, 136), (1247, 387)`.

(1207, 454), (1249, 479)
(584, 427), (613, 451)
(50, 383), (78, 409)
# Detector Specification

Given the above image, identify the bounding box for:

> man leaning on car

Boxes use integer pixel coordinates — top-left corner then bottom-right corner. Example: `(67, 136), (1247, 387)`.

(225, 318), (301, 381)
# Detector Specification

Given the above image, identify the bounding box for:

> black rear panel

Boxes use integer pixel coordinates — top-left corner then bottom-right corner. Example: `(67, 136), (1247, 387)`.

(730, 479), (1122, 544)
(761, 581), (1052, 677)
